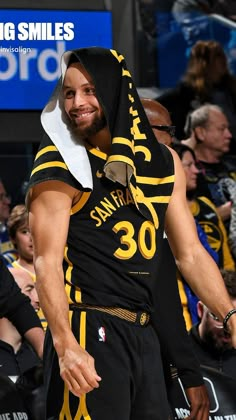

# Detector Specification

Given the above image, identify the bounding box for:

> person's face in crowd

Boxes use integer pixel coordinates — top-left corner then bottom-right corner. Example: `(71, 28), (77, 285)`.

(14, 270), (40, 311)
(12, 222), (33, 262)
(142, 99), (174, 146)
(63, 62), (106, 141)
(197, 299), (236, 352)
(181, 150), (199, 192)
(0, 181), (11, 224)
(196, 110), (232, 156)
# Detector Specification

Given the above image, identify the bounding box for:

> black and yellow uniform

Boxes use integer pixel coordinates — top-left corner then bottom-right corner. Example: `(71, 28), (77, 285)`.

(30, 136), (174, 312)
(28, 47), (175, 420)
(190, 196), (235, 270)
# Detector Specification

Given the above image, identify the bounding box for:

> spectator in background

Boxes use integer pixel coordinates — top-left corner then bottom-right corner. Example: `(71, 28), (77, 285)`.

(172, 142), (235, 327)
(185, 104), (236, 259)
(0, 255), (44, 361)
(0, 263), (45, 419)
(141, 98), (175, 146)
(7, 204), (47, 331)
(189, 269), (236, 380)
(0, 268), (42, 380)
(0, 373), (30, 419)
(7, 204), (34, 274)
(142, 98), (210, 419)
(158, 40), (236, 154)
(0, 178), (17, 264)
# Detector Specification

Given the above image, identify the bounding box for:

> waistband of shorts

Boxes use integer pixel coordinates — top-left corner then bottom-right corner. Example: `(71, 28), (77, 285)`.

(69, 303), (150, 326)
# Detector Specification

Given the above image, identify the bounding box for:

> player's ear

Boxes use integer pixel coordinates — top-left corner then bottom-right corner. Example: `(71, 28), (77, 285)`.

(197, 300), (204, 319)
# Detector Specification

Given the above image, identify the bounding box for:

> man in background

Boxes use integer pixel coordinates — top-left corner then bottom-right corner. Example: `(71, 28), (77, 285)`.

(142, 98), (209, 419)
(184, 104), (236, 259)
(0, 268), (42, 380)
(189, 269), (236, 379)
(0, 178), (17, 264)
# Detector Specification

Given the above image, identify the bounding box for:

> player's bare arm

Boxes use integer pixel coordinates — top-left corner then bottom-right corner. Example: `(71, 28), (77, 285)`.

(29, 180), (101, 396)
(165, 148), (236, 347)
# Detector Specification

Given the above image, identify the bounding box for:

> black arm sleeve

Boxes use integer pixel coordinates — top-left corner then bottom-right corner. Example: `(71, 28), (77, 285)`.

(152, 240), (204, 389)
(0, 257), (42, 335)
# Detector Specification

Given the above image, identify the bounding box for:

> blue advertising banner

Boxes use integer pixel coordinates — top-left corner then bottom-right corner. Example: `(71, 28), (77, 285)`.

(0, 9), (112, 109)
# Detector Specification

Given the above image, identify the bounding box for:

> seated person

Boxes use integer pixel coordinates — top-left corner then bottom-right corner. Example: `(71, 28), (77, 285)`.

(172, 142), (235, 327)
(142, 98), (209, 418)
(169, 273), (236, 417)
(182, 104), (236, 259)
(0, 373), (30, 418)
(0, 265), (45, 419)
(0, 268), (42, 380)
(7, 204), (47, 330)
(189, 269), (236, 380)
(0, 255), (44, 358)
(0, 178), (17, 264)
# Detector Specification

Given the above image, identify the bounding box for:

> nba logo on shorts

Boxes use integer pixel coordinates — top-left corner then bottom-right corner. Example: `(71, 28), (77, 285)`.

(98, 326), (106, 342)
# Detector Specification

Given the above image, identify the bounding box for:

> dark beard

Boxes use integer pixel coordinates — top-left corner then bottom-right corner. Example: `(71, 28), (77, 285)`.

(203, 329), (231, 354)
(70, 115), (107, 142)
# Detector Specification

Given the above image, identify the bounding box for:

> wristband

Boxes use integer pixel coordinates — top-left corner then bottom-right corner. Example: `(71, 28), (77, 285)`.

(223, 308), (236, 332)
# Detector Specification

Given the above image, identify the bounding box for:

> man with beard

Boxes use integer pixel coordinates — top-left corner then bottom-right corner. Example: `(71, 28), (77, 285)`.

(189, 269), (236, 379)
(142, 98), (210, 419)
(27, 48), (236, 419)
(0, 178), (18, 264)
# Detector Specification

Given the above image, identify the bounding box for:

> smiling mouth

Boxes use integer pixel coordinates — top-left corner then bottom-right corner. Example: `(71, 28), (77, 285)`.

(71, 110), (94, 121)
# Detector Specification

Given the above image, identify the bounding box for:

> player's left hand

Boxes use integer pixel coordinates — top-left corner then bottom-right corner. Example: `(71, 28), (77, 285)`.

(185, 384), (210, 420)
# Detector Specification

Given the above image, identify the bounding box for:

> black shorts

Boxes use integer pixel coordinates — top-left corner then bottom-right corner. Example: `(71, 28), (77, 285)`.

(44, 307), (171, 420)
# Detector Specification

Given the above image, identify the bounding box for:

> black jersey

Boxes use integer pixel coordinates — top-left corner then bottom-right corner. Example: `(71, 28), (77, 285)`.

(29, 136), (174, 313)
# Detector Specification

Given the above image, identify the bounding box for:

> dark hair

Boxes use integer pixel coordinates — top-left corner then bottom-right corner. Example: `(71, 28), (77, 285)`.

(172, 142), (198, 199)
(220, 269), (236, 299)
(67, 53), (80, 68)
(172, 142), (196, 161)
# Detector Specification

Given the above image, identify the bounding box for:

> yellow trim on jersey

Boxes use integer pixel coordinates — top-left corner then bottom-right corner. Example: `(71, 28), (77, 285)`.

(136, 175), (175, 185)
(31, 161), (68, 176)
(151, 196), (172, 203)
(177, 276), (192, 331)
(71, 192), (91, 215)
(64, 247), (73, 281)
(64, 247), (82, 304)
(74, 312), (92, 420)
(74, 395), (92, 420)
(189, 200), (200, 216)
(198, 196), (217, 212)
(59, 388), (73, 420)
(107, 155), (136, 172)
(74, 285), (82, 304)
(79, 311), (86, 349)
(59, 311), (74, 420)
(11, 260), (36, 281)
(35, 145), (58, 161)
(64, 247), (76, 304)
(85, 145), (107, 160)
